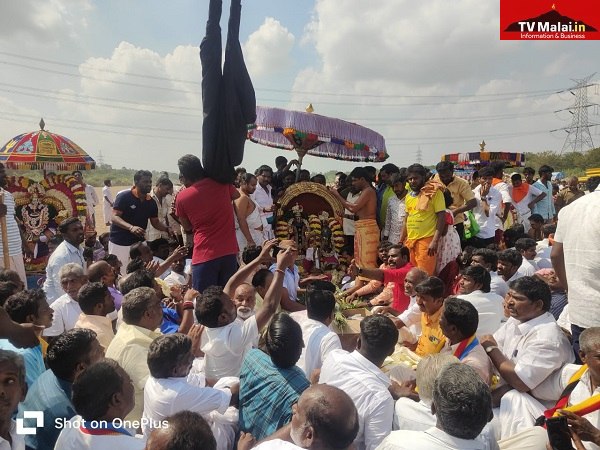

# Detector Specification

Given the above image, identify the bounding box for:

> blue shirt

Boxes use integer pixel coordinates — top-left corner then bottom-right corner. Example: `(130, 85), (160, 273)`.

(269, 264), (299, 302)
(0, 340), (45, 388)
(532, 180), (555, 220)
(239, 348), (309, 441)
(18, 369), (75, 450)
(110, 189), (158, 246)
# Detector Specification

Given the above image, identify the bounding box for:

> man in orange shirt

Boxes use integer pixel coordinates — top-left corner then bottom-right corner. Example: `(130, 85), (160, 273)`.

(400, 164), (446, 275)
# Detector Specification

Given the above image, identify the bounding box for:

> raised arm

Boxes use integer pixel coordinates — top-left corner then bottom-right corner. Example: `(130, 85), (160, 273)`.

(224, 239), (277, 298)
(255, 246), (296, 330)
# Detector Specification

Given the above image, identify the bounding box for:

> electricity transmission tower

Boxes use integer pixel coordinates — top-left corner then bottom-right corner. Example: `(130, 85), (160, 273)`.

(415, 146), (423, 164)
(561, 73), (596, 153)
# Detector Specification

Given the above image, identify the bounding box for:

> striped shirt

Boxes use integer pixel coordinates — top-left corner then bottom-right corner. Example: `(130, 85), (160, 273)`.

(0, 188), (23, 257)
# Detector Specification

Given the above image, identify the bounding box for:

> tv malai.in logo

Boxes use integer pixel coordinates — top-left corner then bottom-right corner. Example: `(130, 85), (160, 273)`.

(500, 1), (599, 40)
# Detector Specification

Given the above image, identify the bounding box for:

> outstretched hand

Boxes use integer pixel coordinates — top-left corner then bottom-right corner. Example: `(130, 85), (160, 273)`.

(259, 239), (279, 263)
(276, 245), (296, 269)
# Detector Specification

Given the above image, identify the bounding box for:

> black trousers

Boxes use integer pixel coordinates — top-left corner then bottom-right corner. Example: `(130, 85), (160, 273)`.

(201, 0), (256, 184)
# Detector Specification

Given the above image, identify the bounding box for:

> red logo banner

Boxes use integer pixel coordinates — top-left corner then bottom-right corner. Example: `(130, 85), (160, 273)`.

(500, 0), (600, 40)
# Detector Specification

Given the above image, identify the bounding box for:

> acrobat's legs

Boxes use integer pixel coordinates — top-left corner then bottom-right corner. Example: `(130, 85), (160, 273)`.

(200, 0), (256, 184)
(200, 0), (224, 181)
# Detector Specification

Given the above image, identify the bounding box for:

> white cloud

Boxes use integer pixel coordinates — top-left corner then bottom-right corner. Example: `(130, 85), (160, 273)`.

(0, 0), (92, 45)
(243, 18), (295, 79)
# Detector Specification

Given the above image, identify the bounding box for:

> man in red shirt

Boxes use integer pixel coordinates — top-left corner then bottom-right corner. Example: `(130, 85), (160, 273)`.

(349, 244), (413, 313)
(176, 154), (240, 292)
(175, 0), (256, 292)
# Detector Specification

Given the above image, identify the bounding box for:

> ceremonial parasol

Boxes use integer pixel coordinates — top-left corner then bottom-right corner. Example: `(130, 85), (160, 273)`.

(0, 119), (96, 172)
(248, 105), (388, 179)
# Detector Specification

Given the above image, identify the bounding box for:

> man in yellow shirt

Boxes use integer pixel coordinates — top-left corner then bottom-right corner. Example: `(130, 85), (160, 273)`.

(386, 276), (446, 356)
(401, 164), (446, 275)
(434, 161), (477, 245)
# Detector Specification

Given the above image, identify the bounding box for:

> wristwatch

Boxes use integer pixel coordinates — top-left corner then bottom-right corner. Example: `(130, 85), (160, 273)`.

(485, 345), (498, 354)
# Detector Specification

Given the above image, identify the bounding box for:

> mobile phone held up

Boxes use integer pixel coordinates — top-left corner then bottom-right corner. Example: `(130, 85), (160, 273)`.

(546, 416), (574, 450)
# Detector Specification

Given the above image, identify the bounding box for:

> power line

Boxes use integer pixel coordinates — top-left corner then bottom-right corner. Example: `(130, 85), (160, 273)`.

(0, 51), (566, 99)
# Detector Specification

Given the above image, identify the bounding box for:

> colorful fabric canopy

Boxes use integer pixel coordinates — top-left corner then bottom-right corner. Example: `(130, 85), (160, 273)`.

(248, 106), (388, 163)
(441, 151), (525, 168)
(0, 121), (95, 171)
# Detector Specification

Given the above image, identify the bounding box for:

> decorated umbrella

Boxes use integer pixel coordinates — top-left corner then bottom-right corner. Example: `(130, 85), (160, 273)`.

(0, 119), (96, 172)
(247, 105), (388, 179)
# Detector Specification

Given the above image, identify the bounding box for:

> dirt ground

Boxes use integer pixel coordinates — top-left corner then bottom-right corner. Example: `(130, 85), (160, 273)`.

(92, 185), (128, 235)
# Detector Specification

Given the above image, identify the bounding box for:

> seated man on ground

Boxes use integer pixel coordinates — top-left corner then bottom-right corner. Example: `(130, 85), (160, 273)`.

(456, 265), (504, 335)
(295, 289), (341, 378)
(387, 277), (446, 356)
(239, 313), (310, 441)
(238, 384), (359, 450)
(471, 248), (509, 299)
(440, 297), (492, 384)
(267, 240), (307, 312)
(87, 259), (123, 314)
(43, 263), (86, 340)
(378, 364), (493, 450)
(196, 241), (293, 380)
(105, 286), (163, 423)
(480, 276), (575, 439)
(145, 411), (216, 450)
(343, 241), (391, 302)
(393, 353), (458, 431)
(348, 244), (413, 313)
(54, 359), (145, 449)
(18, 328), (104, 450)
(0, 350), (27, 450)
(496, 249), (528, 283)
(74, 281), (116, 350)
(1, 289), (53, 386)
(319, 315), (399, 450)
(143, 334), (237, 450)
(534, 268), (568, 320)
(515, 237), (539, 273)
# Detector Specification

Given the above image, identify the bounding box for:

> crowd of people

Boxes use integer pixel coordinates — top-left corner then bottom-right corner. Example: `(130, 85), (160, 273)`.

(2, 1), (600, 450)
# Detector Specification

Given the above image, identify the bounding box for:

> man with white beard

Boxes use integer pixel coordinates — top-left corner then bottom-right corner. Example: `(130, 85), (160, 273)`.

(232, 283), (256, 321)
(237, 384), (359, 450)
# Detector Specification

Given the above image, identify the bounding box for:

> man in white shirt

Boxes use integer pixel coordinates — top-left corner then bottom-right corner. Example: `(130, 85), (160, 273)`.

(43, 263), (86, 338)
(319, 315), (399, 450)
(102, 179), (113, 226)
(146, 177), (174, 243)
(480, 276), (574, 439)
(143, 334), (236, 450)
(552, 178), (600, 364)
(43, 217), (86, 303)
(0, 349), (27, 450)
(515, 238), (540, 272)
(253, 165), (275, 240)
(295, 289), (341, 378)
(471, 248), (509, 299)
(497, 249), (529, 283)
(490, 162), (513, 236)
(54, 359), (145, 450)
(456, 265), (504, 336)
(470, 167), (502, 248)
(0, 163), (27, 286)
(379, 363), (493, 450)
(73, 171), (99, 231)
(440, 298), (492, 385)
(508, 173), (545, 232)
(532, 165), (556, 222)
(394, 353), (457, 432)
(197, 242), (293, 380)
(240, 384), (359, 450)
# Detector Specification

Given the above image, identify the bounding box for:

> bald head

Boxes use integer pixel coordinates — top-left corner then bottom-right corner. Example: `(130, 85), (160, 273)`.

(87, 261), (113, 283)
(145, 411), (215, 450)
(404, 267), (429, 297)
(291, 384), (359, 449)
